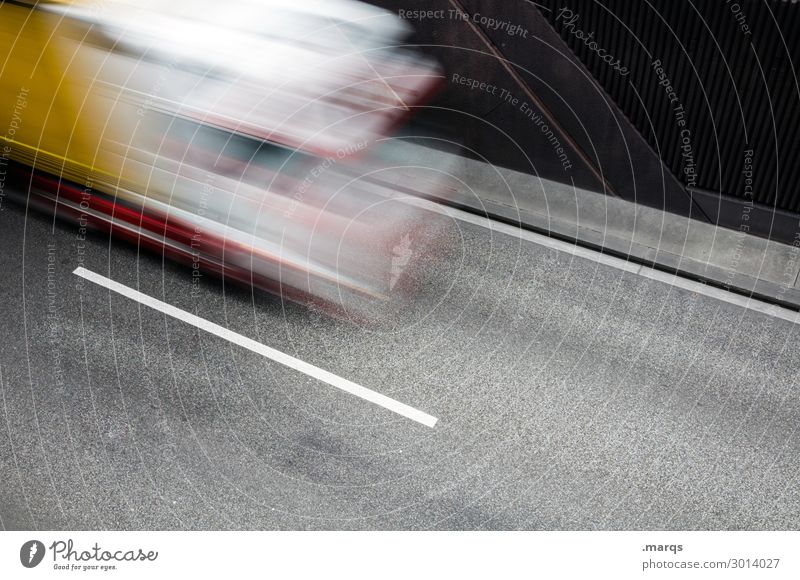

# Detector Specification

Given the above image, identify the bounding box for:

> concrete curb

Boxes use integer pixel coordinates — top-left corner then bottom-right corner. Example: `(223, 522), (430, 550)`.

(396, 141), (800, 309)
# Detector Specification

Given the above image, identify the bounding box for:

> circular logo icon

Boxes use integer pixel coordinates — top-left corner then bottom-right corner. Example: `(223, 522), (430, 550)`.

(20, 540), (45, 568)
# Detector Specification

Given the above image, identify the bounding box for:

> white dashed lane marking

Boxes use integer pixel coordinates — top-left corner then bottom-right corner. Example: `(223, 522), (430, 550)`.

(73, 267), (438, 428)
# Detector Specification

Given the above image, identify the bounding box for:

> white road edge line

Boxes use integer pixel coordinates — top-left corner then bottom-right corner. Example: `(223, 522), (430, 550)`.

(73, 267), (438, 428)
(405, 196), (800, 326)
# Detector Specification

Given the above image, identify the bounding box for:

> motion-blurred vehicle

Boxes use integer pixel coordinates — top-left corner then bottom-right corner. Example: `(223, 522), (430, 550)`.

(0, 0), (444, 315)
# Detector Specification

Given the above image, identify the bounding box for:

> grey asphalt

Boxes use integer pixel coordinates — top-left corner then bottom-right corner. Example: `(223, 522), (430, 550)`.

(0, 192), (799, 531)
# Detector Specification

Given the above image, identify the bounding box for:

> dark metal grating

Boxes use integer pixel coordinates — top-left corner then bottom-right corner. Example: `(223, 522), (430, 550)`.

(538, 0), (800, 214)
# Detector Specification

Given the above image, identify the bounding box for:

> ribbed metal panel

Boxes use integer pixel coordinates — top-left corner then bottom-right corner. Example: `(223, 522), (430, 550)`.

(538, 0), (800, 213)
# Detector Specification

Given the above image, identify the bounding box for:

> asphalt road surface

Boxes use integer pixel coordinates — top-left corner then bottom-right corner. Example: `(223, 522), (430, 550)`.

(1, 190), (799, 530)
